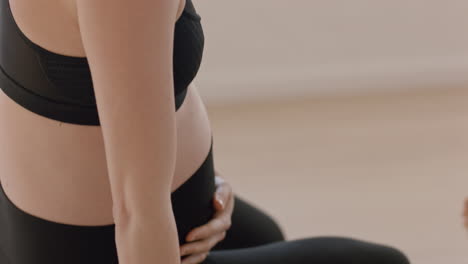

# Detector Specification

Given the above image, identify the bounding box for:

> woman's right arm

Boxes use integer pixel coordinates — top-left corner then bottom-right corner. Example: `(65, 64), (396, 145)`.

(76, 0), (181, 263)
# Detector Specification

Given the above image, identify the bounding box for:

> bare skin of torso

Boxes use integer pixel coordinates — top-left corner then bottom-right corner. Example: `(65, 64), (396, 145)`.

(0, 0), (213, 226)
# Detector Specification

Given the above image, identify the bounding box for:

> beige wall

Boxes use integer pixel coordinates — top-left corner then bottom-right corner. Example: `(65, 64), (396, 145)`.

(194, 0), (468, 104)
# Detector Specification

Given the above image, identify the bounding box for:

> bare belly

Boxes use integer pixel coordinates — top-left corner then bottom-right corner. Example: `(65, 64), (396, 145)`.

(0, 82), (213, 226)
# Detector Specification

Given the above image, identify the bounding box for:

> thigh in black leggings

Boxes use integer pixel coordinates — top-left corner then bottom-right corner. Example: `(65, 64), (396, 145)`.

(212, 195), (286, 250)
(205, 195), (410, 264)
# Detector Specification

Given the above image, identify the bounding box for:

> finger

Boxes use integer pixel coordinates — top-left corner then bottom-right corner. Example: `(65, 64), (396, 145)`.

(185, 216), (230, 242)
(219, 185), (235, 217)
(213, 187), (235, 226)
(213, 181), (232, 211)
(180, 232), (226, 257)
(213, 193), (225, 211)
(186, 194), (234, 243)
(181, 252), (208, 264)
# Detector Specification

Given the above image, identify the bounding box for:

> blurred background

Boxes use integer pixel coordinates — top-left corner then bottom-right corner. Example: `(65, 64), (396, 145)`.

(194, 1), (468, 263)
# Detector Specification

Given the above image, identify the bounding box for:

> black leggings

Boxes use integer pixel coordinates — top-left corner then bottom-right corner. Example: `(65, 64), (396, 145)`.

(202, 195), (410, 264)
(0, 189), (410, 264)
(0, 137), (410, 264)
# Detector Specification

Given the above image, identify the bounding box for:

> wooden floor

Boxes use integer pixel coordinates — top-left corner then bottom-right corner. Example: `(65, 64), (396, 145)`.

(206, 87), (468, 264)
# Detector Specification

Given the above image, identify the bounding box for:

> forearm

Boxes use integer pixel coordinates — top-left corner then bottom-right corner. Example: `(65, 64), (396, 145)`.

(115, 203), (181, 264)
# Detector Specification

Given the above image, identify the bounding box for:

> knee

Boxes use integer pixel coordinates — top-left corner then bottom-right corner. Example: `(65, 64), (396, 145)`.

(232, 195), (286, 244)
(345, 237), (410, 264)
(302, 237), (410, 264)
(366, 242), (410, 264)
(259, 212), (286, 242)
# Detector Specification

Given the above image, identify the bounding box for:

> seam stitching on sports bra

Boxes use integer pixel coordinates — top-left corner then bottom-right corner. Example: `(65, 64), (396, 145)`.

(0, 64), (97, 109)
(34, 50), (70, 101)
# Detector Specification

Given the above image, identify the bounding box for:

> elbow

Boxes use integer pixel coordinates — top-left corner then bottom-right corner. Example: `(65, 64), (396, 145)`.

(112, 194), (173, 227)
(112, 201), (132, 227)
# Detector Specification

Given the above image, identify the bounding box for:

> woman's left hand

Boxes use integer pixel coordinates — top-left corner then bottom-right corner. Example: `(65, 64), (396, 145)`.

(179, 170), (235, 264)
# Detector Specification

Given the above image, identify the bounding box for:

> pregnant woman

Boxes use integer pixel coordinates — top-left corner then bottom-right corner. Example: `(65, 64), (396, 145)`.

(0, 0), (411, 263)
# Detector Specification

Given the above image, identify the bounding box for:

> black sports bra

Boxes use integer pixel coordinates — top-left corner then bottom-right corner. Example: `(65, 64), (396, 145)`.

(0, 0), (204, 125)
